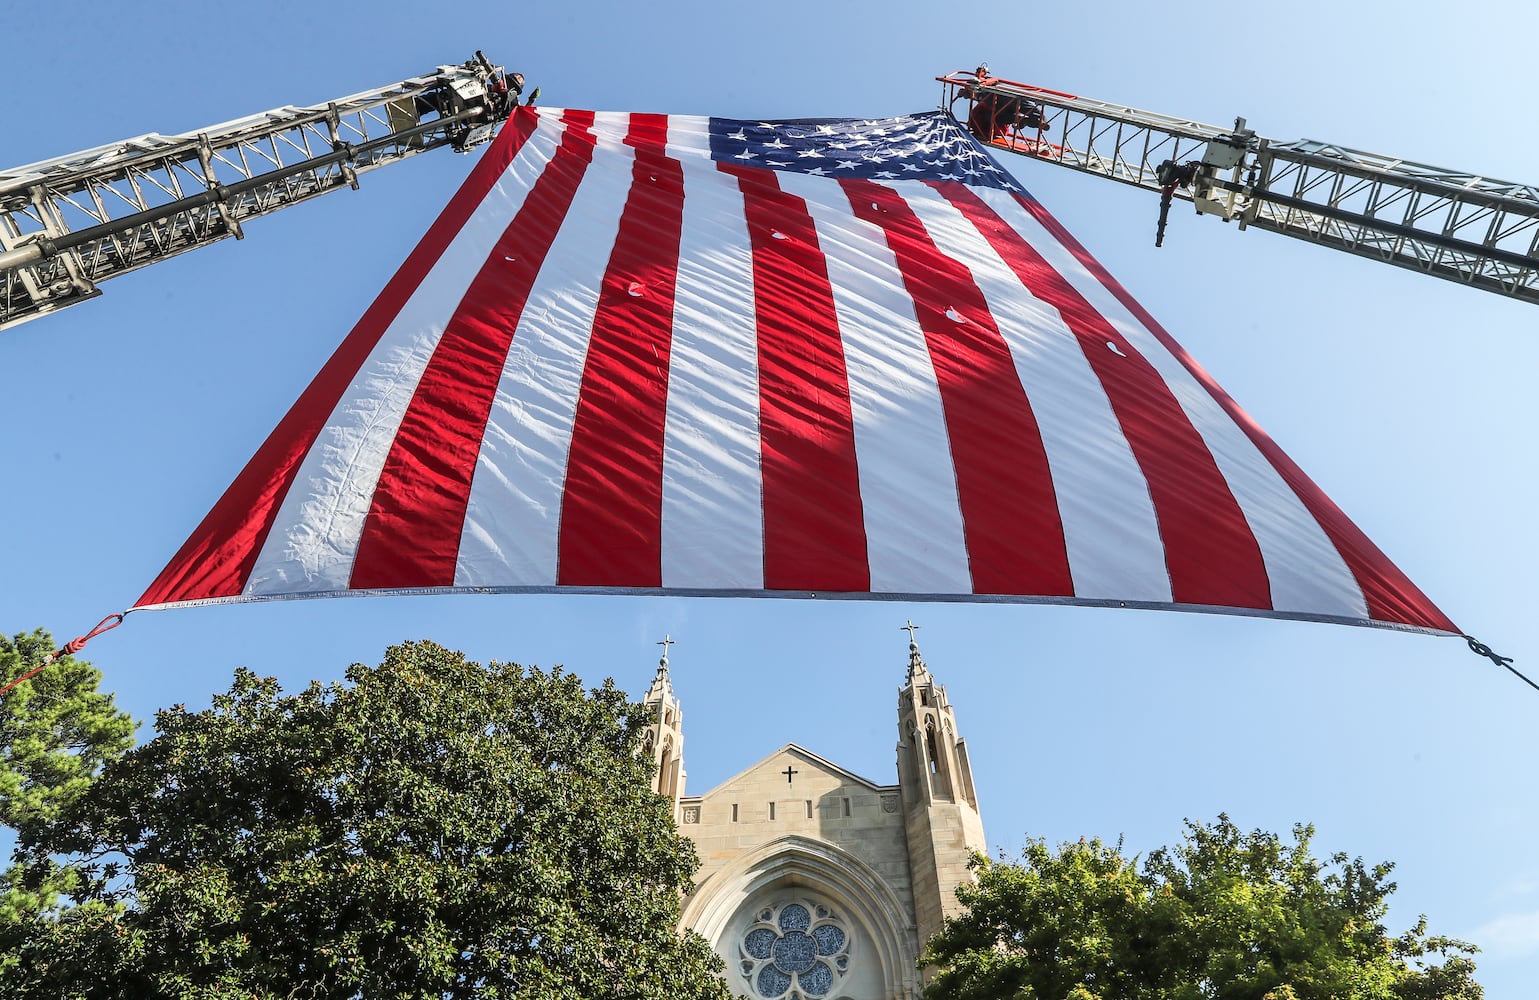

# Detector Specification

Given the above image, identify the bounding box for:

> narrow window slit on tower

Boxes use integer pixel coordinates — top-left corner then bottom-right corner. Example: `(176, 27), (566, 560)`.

(769, 801), (776, 821)
(806, 800), (813, 818)
(732, 803), (739, 823)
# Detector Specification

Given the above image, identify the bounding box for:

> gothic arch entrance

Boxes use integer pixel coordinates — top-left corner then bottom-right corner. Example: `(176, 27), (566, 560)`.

(682, 835), (919, 1000)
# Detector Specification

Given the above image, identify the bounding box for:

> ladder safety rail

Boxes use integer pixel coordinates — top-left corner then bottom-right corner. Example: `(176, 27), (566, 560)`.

(0, 53), (524, 332)
(939, 71), (1539, 305)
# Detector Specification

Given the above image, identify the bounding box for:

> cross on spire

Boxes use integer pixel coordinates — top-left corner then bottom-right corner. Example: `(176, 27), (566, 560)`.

(656, 634), (674, 669)
(902, 620), (931, 682)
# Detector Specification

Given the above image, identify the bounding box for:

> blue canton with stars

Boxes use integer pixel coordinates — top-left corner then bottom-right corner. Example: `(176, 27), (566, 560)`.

(707, 111), (1021, 191)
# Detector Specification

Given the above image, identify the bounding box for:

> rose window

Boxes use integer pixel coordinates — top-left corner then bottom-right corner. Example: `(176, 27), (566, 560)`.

(738, 899), (851, 999)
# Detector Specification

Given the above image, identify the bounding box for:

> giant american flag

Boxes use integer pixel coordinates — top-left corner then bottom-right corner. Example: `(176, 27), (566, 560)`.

(134, 105), (1456, 635)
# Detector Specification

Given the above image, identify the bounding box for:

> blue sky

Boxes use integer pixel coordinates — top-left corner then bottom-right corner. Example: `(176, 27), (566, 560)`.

(4, 1), (1536, 994)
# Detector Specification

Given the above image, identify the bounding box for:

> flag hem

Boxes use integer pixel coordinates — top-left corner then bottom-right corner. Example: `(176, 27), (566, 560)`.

(128, 586), (1461, 638)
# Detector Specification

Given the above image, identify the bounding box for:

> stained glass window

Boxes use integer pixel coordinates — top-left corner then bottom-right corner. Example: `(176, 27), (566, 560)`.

(756, 966), (793, 998)
(801, 962), (834, 997)
(738, 897), (853, 999)
(772, 932), (817, 973)
(812, 924), (845, 955)
(745, 928), (777, 960)
(778, 904), (811, 932)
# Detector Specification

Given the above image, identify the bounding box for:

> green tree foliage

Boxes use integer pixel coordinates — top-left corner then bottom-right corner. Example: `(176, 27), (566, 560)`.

(0, 629), (136, 921)
(919, 816), (1481, 1000)
(2, 640), (733, 1000)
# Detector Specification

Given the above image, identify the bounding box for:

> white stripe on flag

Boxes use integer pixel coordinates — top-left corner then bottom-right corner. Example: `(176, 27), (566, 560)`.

(777, 171), (973, 594)
(245, 114), (565, 596)
(656, 114), (714, 161)
(455, 112), (637, 587)
(659, 150), (766, 589)
(978, 188), (1367, 618)
(900, 182), (1172, 603)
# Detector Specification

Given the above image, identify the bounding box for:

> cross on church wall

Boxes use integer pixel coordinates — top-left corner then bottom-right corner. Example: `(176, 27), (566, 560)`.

(783, 765), (798, 784)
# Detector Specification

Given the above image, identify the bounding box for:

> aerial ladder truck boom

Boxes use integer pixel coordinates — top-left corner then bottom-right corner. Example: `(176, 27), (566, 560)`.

(0, 53), (526, 332)
(941, 69), (1539, 306)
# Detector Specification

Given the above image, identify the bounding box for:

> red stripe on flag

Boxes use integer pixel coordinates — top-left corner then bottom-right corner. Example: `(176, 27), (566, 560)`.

(1012, 192), (1458, 632)
(722, 164), (869, 592)
(940, 182), (1272, 610)
(556, 114), (685, 587)
(843, 179), (1072, 596)
(348, 111), (600, 589)
(135, 107), (542, 609)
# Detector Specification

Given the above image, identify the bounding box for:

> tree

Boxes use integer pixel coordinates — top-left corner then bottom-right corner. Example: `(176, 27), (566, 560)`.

(918, 816), (1481, 1000)
(2, 640), (734, 1000)
(0, 629), (136, 922)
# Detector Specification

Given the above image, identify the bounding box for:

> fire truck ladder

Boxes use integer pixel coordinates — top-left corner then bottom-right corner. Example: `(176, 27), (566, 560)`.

(0, 53), (523, 332)
(939, 71), (1539, 306)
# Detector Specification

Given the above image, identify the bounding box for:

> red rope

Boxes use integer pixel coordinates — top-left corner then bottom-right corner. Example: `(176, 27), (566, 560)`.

(0, 613), (127, 698)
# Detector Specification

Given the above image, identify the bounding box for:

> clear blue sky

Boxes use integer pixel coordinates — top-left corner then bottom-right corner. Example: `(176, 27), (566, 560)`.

(4, 1), (1536, 994)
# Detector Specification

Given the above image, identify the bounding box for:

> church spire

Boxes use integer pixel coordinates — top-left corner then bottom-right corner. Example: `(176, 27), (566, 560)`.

(893, 625), (988, 960)
(901, 619), (932, 684)
(645, 634), (676, 704)
(642, 635), (685, 814)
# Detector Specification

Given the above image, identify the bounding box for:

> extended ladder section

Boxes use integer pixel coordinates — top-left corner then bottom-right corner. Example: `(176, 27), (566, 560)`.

(939, 72), (1539, 305)
(0, 54), (522, 331)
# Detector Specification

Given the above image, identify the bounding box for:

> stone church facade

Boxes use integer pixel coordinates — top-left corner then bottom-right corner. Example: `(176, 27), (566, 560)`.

(639, 634), (988, 1000)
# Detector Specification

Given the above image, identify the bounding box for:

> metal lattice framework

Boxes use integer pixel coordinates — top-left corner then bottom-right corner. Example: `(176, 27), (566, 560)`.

(939, 72), (1539, 305)
(0, 55), (519, 331)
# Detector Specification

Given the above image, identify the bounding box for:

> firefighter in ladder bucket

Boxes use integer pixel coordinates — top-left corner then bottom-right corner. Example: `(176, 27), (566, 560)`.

(963, 64), (1047, 142)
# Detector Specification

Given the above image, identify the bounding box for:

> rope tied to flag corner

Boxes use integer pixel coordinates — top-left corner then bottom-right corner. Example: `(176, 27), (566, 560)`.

(0, 612), (129, 699)
(1464, 634), (1533, 693)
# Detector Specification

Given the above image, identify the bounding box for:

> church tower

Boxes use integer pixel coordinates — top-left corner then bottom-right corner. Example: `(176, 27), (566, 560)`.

(641, 635), (685, 820)
(666, 626), (985, 1000)
(895, 624), (987, 953)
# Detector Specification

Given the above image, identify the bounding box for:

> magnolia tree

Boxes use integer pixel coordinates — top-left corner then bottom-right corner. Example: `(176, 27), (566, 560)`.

(919, 816), (1481, 1000)
(1, 638), (733, 1000)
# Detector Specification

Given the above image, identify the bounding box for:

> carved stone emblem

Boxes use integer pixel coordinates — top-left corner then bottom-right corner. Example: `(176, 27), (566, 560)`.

(682, 805), (701, 824)
(880, 793), (899, 813)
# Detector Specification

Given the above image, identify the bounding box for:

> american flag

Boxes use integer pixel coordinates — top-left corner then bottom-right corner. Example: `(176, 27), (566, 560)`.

(136, 106), (1455, 635)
